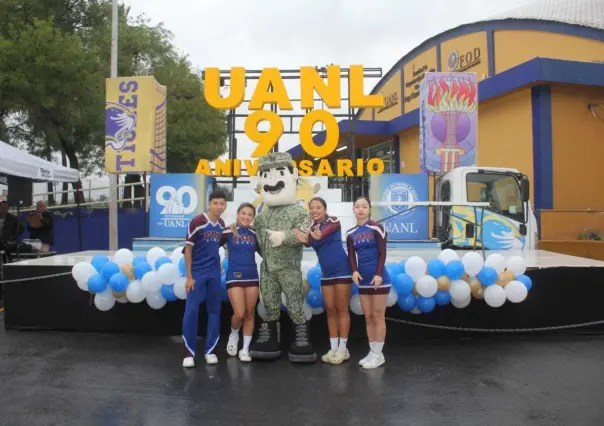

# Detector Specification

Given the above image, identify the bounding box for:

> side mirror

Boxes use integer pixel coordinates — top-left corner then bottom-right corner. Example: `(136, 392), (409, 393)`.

(520, 178), (530, 202)
(465, 223), (475, 238)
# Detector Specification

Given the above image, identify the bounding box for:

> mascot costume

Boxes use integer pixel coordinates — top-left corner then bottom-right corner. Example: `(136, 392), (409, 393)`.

(249, 152), (317, 363)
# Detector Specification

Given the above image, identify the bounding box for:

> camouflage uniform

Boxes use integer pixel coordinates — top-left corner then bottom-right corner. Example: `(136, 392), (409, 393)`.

(249, 152), (317, 363)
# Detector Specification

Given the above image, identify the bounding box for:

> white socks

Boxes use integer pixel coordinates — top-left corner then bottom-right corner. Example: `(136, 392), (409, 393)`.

(370, 341), (384, 355)
(330, 338), (339, 351)
(230, 327), (240, 339)
(338, 338), (348, 352)
(330, 337), (348, 352)
(243, 335), (252, 352)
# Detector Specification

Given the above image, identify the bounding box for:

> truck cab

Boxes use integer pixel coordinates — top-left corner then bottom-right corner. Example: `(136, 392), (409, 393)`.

(434, 167), (538, 250)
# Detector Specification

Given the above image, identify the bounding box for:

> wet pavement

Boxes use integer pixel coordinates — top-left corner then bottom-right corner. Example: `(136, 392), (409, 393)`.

(1, 311), (603, 426)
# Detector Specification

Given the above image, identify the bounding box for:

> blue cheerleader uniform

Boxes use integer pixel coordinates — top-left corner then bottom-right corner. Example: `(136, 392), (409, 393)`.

(220, 226), (260, 289)
(307, 216), (352, 286)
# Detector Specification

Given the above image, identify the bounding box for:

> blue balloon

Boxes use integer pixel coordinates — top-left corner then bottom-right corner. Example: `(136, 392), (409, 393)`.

(134, 262), (152, 280)
(109, 272), (129, 292)
(88, 274), (107, 294)
(223, 257), (229, 271)
(435, 290), (451, 306)
(398, 259), (407, 274)
(385, 262), (401, 278)
(154, 256), (172, 270)
(161, 284), (178, 302)
(101, 261), (120, 281)
(178, 257), (186, 276)
(427, 259), (446, 278)
(91, 255), (110, 273)
(132, 255), (147, 266)
(417, 296), (436, 313)
(477, 266), (498, 286)
(351, 284), (359, 296)
(445, 260), (465, 280)
(306, 289), (324, 308)
(394, 273), (414, 296)
(307, 266), (322, 290)
(398, 294), (417, 312)
(516, 274), (532, 290)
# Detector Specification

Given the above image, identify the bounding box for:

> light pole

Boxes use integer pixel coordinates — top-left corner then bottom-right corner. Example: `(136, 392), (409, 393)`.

(108, 0), (119, 251)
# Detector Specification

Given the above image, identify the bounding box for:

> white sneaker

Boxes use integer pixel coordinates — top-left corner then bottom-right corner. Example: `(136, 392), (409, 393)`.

(238, 350), (251, 362)
(358, 351), (372, 366)
(362, 352), (385, 369)
(227, 333), (239, 357)
(205, 353), (218, 365)
(182, 357), (195, 368)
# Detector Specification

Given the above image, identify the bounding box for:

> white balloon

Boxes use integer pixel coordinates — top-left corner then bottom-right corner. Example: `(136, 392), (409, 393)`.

(303, 303), (313, 320)
(142, 271), (162, 293)
(462, 252), (484, 276)
(71, 262), (97, 291)
(449, 280), (471, 301)
(116, 296), (128, 304)
(415, 275), (438, 298)
(257, 301), (267, 320)
(146, 247), (166, 270)
(484, 284), (506, 307)
(485, 253), (506, 274)
(438, 248), (460, 264)
(146, 291), (167, 309)
(94, 292), (116, 311)
(311, 307), (324, 315)
(113, 249), (134, 267)
(349, 294), (363, 315)
(301, 261), (314, 277)
(219, 247), (225, 262)
(126, 280), (146, 303)
(173, 277), (187, 300)
(451, 295), (471, 309)
(507, 256), (527, 276)
(157, 263), (179, 284)
(405, 256), (427, 281)
(387, 287), (398, 307)
(505, 280), (528, 303)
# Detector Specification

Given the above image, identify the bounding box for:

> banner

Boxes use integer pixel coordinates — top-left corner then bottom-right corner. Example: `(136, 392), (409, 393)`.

(369, 174), (429, 240)
(419, 72), (477, 174)
(149, 174), (215, 238)
(105, 76), (167, 173)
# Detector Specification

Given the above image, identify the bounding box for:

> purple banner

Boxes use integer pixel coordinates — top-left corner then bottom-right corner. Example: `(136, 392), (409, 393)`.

(419, 72), (478, 174)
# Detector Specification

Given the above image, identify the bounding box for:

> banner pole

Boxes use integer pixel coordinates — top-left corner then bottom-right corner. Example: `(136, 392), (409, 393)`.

(108, 0), (119, 251)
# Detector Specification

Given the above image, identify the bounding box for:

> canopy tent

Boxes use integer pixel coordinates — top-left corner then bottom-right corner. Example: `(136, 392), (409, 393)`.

(0, 140), (80, 182)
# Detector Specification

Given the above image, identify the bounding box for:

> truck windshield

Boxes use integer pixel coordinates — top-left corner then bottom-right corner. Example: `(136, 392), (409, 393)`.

(466, 172), (524, 223)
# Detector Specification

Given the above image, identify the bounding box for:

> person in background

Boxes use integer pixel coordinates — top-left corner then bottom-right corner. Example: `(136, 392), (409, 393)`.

(27, 200), (54, 251)
(346, 196), (390, 370)
(221, 202), (261, 362)
(181, 189), (227, 368)
(294, 197), (352, 365)
(0, 201), (23, 244)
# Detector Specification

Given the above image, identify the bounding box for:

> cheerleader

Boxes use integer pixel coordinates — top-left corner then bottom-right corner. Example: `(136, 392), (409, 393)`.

(294, 197), (352, 364)
(221, 203), (260, 362)
(346, 196), (390, 369)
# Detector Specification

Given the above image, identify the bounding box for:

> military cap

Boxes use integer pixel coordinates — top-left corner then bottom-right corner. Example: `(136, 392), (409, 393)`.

(257, 152), (293, 172)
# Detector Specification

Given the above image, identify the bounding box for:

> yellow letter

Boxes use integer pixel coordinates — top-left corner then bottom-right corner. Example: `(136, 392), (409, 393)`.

(299, 110), (339, 158)
(356, 159), (365, 176)
(367, 158), (385, 174)
(298, 160), (314, 177)
(195, 159), (212, 175)
(349, 65), (384, 108)
(337, 159), (354, 177)
(203, 67), (245, 109)
(248, 68), (293, 110)
(300, 65), (341, 109)
(233, 159), (241, 177)
(245, 110), (284, 157)
(244, 159), (258, 177)
(316, 160), (334, 176)
(214, 159), (232, 176)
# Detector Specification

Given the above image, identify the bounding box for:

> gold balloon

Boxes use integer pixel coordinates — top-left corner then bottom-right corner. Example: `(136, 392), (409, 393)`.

(468, 277), (481, 291)
(462, 272), (470, 281)
(120, 264), (134, 280)
(500, 270), (515, 283)
(472, 287), (485, 300)
(112, 290), (126, 299)
(437, 276), (451, 291)
(302, 279), (310, 294)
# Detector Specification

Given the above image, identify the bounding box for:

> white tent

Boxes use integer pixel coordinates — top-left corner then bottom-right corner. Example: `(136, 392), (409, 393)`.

(0, 140), (80, 182)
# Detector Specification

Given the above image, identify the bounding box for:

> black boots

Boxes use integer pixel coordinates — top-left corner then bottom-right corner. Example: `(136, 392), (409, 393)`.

(288, 321), (317, 363)
(249, 321), (281, 360)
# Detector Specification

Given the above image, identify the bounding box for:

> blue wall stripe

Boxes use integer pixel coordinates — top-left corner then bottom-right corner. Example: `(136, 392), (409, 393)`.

(487, 30), (495, 76)
(531, 85), (554, 231)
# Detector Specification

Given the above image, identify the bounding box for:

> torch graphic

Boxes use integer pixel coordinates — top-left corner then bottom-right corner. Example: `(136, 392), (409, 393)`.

(427, 77), (477, 172)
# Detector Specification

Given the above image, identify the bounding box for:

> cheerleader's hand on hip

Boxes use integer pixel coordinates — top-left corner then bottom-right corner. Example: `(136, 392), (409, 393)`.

(185, 277), (195, 293)
(352, 271), (362, 285)
(370, 275), (383, 287)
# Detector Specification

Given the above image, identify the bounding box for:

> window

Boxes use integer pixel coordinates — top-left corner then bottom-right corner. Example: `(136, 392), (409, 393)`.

(466, 172), (524, 223)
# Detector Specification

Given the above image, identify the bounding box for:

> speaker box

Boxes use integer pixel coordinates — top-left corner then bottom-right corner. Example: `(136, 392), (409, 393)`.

(7, 175), (33, 207)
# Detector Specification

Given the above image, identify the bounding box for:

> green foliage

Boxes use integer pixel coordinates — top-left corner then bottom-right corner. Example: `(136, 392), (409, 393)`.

(0, 0), (227, 179)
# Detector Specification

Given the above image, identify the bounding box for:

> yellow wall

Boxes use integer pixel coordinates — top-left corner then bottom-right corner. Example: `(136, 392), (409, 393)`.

(374, 70), (402, 121)
(359, 107), (373, 120)
(403, 48), (438, 113)
(399, 127), (420, 173)
(551, 85), (604, 210)
(440, 32), (489, 79)
(494, 30), (604, 73)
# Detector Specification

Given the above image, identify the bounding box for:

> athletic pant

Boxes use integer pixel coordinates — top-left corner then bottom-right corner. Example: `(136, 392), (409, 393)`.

(182, 275), (221, 357)
(261, 265), (306, 324)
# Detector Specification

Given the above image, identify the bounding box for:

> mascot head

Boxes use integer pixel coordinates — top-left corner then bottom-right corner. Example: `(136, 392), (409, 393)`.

(258, 152), (298, 207)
